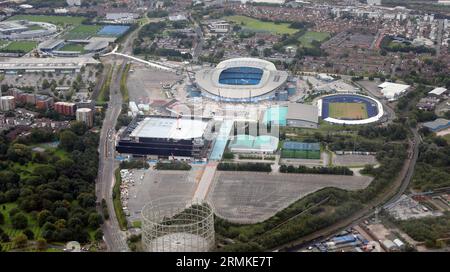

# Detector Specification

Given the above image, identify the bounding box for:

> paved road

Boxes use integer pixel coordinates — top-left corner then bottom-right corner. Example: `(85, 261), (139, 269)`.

(96, 20), (149, 251)
(435, 19), (445, 56)
(192, 23), (204, 61)
(97, 62), (128, 252)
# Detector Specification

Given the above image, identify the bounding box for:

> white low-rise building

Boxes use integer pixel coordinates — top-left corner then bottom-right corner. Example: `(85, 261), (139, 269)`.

(378, 82), (410, 101)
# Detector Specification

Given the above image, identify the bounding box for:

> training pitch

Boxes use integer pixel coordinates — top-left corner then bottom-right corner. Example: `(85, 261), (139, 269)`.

(329, 102), (368, 120)
(224, 16), (297, 35)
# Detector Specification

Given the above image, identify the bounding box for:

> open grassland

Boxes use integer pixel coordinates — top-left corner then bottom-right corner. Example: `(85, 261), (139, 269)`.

(224, 15), (297, 35)
(298, 31), (330, 48)
(64, 25), (101, 40)
(0, 41), (37, 53)
(329, 102), (368, 120)
(7, 15), (86, 25)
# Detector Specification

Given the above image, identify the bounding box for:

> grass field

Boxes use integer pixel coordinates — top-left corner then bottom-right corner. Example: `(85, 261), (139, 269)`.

(64, 25), (101, 40)
(0, 41), (37, 53)
(329, 102), (368, 120)
(7, 15), (85, 25)
(281, 149), (321, 159)
(59, 43), (85, 52)
(224, 15), (297, 34)
(298, 31), (330, 48)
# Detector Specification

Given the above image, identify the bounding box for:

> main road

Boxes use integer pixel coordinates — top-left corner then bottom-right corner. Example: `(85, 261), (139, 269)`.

(96, 17), (152, 251)
(97, 61), (128, 252)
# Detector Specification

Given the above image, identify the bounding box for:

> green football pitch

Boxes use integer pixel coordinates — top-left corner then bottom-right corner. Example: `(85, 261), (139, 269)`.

(329, 102), (368, 120)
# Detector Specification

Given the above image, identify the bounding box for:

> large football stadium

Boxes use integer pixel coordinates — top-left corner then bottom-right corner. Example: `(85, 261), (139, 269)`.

(194, 58), (289, 102)
(318, 94), (384, 125)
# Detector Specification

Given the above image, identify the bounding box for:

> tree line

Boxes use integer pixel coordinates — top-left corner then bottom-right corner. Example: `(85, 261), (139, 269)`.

(279, 165), (353, 175)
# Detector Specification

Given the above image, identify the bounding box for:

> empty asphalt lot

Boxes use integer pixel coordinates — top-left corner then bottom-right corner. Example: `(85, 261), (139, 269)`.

(208, 172), (373, 224)
(126, 167), (202, 223)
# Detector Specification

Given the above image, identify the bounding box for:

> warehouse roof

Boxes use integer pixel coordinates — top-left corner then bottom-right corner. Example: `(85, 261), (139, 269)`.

(0, 57), (100, 70)
(286, 103), (319, 123)
(428, 87), (447, 96)
(378, 82), (410, 100)
(130, 117), (208, 140)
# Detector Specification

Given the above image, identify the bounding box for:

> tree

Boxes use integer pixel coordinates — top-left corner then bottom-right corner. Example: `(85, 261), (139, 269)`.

(23, 229), (34, 240)
(42, 79), (50, 90)
(0, 212), (4, 225)
(88, 213), (103, 229)
(77, 193), (96, 209)
(59, 130), (79, 152)
(54, 207), (69, 220)
(36, 238), (47, 251)
(37, 210), (52, 227)
(12, 233), (28, 249)
(70, 121), (88, 136)
(94, 228), (103, 241)
(11, 213), (28, 229)
(6, 144), (32, 164)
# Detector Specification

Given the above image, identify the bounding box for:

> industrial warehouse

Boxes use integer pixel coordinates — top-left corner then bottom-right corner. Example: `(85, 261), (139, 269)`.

(116, 116), (214, 160)
(194, 58), (292, 102)
(0, 57), (100, 74)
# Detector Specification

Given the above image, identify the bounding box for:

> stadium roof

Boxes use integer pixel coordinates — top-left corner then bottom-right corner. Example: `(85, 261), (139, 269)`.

(282, 141), (320, 151)
(428, 87), (447, 96)
(84, 40), (109, 51)
(195, 58), (288, 99)
(286, 103), (319, 123)
(38, 39), (64, 50)
(129, 117), (208, 140)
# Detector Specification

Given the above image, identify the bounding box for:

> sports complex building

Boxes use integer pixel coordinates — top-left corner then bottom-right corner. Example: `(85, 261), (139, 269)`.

(194, 58), (291, 102)
(0, 20), (58, 40)
(116, 116), (213, 160)
(228, 135), (279, 154)
(317, 94), (384, 125)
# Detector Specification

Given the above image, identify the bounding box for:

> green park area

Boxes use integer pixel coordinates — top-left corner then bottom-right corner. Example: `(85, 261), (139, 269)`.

(7, 15), (86, 26)
(64, 25), (102, 40)
(298, 31), (330, 48)
(224, 15), (297, 35)
(0, 41), (38, 53)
